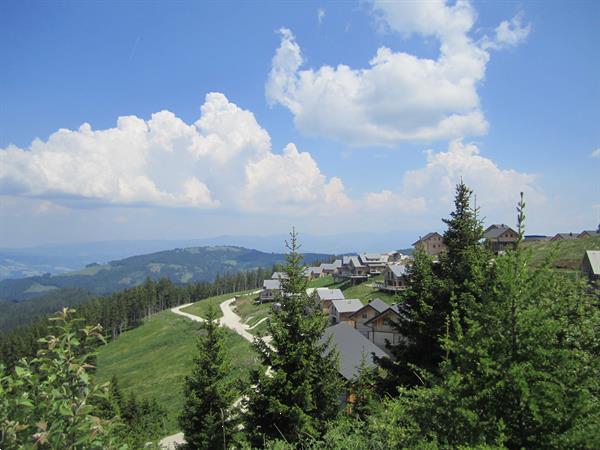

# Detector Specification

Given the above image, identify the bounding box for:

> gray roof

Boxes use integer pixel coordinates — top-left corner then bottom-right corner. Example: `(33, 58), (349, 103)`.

(360, 253), (386, 262)
(412, 232), (442, 246)
(263, 279), (281, 290)
(554, 233), (577, 240)
(484, 224), (516, 239)
(271, 272), (288, 280)
(348, 256), (364, 268)
(580, 230), (600, 237)
(320, 323), (388, 380)
(388, 264), (408, 277)
(349, 298), (389, 318)
(316, 288), (345, 301)
(331, 298), (364, 313)
(320, 263), (337, 271)
(584, 250), (600, 275)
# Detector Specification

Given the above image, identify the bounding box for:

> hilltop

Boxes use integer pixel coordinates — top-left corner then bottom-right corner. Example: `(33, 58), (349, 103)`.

(0, 246), (330, 301)
(523, 235), (600, 272)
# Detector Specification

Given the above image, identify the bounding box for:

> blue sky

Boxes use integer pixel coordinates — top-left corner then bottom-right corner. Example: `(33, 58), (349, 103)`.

(0, 0), (598, 249)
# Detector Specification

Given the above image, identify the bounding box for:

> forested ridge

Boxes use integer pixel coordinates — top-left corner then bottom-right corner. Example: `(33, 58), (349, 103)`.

(0, 245), (331, 301)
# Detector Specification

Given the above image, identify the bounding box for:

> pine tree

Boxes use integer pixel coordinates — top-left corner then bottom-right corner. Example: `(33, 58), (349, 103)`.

(244, 229), (343, 446)
(391, 192), (600, 447)
(380, 181), (492, 391)
(179, 306), (238, 450)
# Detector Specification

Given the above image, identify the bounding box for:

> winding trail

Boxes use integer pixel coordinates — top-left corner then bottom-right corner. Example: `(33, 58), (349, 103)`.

(160, 293), (270, 448)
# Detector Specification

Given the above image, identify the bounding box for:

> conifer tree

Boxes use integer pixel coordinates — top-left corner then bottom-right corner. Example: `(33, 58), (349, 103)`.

(179, 306), (238, 450)
(380, 181), (492, 391)
(244, 229), (343, 446)
(393, 192), (600, 447)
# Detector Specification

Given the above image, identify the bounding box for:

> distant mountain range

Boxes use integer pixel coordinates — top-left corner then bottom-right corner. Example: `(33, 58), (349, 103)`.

(0, 246), (332, 301)
(0, 231), (418, 280)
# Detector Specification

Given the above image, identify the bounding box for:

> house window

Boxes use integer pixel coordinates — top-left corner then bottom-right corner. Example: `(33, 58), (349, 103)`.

(362, 313), (367, 319)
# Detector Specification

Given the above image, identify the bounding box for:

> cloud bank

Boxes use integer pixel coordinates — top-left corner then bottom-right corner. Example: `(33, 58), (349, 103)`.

(266, 0), (530, 146)
(0, 93), (350, 214)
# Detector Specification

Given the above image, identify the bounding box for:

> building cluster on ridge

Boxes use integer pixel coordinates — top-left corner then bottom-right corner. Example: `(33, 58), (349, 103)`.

(257, 224), (600, 382)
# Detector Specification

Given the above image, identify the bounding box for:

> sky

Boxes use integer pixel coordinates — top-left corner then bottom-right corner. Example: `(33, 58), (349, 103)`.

(0, 0), (599, 249)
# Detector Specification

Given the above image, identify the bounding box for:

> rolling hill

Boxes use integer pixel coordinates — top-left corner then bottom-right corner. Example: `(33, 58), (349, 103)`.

(0, 246), (331, 301)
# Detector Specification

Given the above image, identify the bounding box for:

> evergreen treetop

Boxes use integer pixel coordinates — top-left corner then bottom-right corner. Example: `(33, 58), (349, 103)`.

(244, 229), (343, 446)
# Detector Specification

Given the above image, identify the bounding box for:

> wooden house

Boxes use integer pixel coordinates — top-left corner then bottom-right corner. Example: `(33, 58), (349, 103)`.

(375, 264), (408, 292)
(260, 279), (281, 302)
(364, 305), (404, 353)
(412, 232), (447, 256)
(581, 250), (600, 283)
(349, 299), (390, 338)
(329, 299), (363, 325)
(483, 224), (519, 254)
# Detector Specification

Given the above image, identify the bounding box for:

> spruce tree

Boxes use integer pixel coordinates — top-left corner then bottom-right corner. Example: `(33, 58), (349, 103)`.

(380, 181), (492, 391)
(244, 229), (343, 446)
(179, 306), (238, 450)
(391, 193), (600, 447)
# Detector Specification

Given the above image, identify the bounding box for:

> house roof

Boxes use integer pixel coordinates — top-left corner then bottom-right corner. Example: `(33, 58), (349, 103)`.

(553, 233), (577, 240)
(263, 279), (281, 290)
(584, 250), (600, 275)
(349, 298), (390, 318)
(320, 323), (388, 380)
(348, 256), (364, 268)
(387, 264), (408, 277)
(330, 298), (364, 313)
(412, 232), (442, 246)
(364, 304), (401, 326)
(271, 272), (288, 280)
(307, 266), (323, 274)
(360, 253), (386, 262)
(484, 224), (516, 239)
(315, 288), (345, 301)
(579, 230), (600, 237)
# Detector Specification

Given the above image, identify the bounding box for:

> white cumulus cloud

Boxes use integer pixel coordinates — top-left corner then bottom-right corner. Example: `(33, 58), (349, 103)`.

(0, 93), (349, 213)
(401, 139), (544, 212)
(266, 1), (530, 147)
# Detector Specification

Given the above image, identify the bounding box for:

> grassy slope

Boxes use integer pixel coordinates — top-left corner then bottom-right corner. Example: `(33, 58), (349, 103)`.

(524, 236), (600, 269)
(96, 308), (256, 434)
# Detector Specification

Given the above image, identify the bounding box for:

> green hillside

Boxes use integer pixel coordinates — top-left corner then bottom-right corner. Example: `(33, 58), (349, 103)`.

(0, 246), (331, 301)
(524, 236), (600, 270)
(95, 306), (257, 434)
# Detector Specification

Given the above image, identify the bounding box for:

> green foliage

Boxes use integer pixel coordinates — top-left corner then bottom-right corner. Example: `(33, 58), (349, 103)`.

(244, 230), (344, 446)
(0, 308), (124, 449)
(95, 306), (256, 434)
(348, 355), (378, 421)
(381, 181), (493, 391)
(179, 306), (239, 449)
(373, 191), (600, 448)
